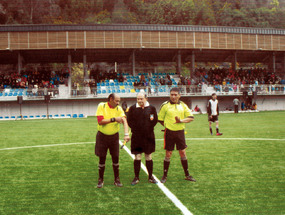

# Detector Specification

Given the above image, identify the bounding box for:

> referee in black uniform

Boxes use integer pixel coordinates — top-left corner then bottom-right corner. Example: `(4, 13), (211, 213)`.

(127, 92), (158, 185)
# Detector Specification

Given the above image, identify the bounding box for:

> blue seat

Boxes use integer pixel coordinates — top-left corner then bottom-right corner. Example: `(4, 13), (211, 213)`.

(35, 115), (40, 118)
(0, 116), (3, 119)
(60, 114), (65, 117)
(29, 116), (34, 118)
(13, 92), (18, 96)
(4, 116), (9, 119)
(66, 114), (71, 118)
(23, 116), (28, 119)
(97, 90), (101, 94)
(110, 82), (114, 86)
(49, 115), (52, 118)
(102, 90), (106, 94)
(54, 114), (59, 118)
(79, 114), (84, 118)
(0, 93), (3, 96)
(122, 89), (126, 93)
(11, 116), (16, 119)
(42, 115), (47, 118)
(117, 89), (120, 93)
(72, 114), (78, 118)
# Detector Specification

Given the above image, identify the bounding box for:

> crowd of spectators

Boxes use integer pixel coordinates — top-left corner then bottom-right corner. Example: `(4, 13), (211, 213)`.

(0, 69), (69, 91)
(193, 67), (282, 86)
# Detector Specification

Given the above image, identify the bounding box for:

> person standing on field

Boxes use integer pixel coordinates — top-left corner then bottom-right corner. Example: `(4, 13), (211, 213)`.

(207, 93), (223, 136)
(233, 98), (239, 113)
(95, 93), (130, 188)
(127, 92), (158, 185)
(158, 87), (196, 183)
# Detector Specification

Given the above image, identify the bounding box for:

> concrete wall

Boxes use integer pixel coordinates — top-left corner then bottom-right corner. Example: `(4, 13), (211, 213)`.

(0, 95), (284, 118)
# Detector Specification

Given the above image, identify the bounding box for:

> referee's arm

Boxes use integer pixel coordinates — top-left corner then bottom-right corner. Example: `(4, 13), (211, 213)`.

(175, 116), (194, 123)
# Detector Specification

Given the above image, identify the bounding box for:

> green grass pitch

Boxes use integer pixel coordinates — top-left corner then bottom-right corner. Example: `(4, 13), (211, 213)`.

(0, 111), (284, 214)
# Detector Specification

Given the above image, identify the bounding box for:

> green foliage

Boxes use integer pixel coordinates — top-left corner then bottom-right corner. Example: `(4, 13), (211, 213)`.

(0, 0), (284, 28)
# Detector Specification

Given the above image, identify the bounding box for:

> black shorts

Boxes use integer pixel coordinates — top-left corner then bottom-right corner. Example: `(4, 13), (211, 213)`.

(208, 115), (218, 122)
(164, 129), (187, 151)
(95, 131), (119, 157)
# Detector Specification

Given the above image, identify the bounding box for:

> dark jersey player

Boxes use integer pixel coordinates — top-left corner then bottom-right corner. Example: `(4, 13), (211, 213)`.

(127, 92), (158, 185)
(207, 93), (223, 136)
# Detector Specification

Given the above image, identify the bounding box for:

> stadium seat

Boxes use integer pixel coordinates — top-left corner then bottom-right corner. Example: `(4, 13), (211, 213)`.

(97, 90), (101, 94)
(35, 115), (40, 118)
(102, 90), (106, 94)
(54, 114), (59, 118)
(79, 114), (84, 118)
(42, 115), (47, 118)
(49, 115), (52, 118)
(122, 89), (126, 93)
(0, 93), (3, 96)
(29, 116), (34, 119)
(72, 114), (78, 118)
(66, 114), (71, 118)
(60, 114), (65, 118)
(4, 116), (9, 119)
(0, 116), (3, 119)
(11, 116), (16, 119)
(23, 116), (28, 119)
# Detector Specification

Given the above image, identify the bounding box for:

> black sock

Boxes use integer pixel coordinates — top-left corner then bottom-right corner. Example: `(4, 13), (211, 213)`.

(134, 160), (141, 178)
(163, 160), (170, 177)
(113, 163), (119, 179)
(210, 127), (213, 134)
(181, 159), (189, 177)
(112, 156), (119, 179)
(99, 156), (106, 180)
(216, 127), (219, 133)
(99, 164), (105, 179)
(146, 160), (153, 179)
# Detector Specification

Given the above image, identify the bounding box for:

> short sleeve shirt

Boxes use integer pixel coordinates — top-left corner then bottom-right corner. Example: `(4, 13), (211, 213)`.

(158, 101), (193, 131)
(96, 102), (125, 135)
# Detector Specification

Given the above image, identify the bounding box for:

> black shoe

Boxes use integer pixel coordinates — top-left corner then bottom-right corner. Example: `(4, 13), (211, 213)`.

(148, 176), (158, 184)
(114, 177), (123, 187)
(131, 177), (140, 186)
(160, 175), (167, 183)
(185, 175), (196, 182)
(97, 178), (104, 188)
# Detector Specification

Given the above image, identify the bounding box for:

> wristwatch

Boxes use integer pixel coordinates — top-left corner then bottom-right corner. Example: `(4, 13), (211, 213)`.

(111, 117), (115, 122)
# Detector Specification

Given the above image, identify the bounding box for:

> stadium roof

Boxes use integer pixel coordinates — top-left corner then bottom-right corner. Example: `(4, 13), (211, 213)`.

(0, 24), (284, 35)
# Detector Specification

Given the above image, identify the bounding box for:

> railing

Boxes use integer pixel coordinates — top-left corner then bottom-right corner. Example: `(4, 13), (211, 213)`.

(1, 84), (284, 101)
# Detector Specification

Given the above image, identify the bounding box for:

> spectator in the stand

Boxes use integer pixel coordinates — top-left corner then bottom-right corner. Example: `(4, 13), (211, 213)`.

(118, 74), (124, 82)
(233, 98), (240, 113)
(194, 105), (202, 114)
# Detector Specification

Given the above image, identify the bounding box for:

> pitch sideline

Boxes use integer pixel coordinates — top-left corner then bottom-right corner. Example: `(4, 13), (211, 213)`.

(119, 140), (193, 215)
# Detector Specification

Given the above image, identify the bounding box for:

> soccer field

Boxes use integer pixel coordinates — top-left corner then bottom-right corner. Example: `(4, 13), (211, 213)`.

(0, 111), (284, 215)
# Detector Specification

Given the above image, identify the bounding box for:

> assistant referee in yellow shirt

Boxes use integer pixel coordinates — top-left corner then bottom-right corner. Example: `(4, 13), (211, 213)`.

(158, 87), (196, 183)
(95, 93), (130, 188)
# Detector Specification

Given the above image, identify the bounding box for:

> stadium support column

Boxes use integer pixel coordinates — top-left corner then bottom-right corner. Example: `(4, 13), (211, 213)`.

(177, 50), (182, 75)
(273, 53), (276, 73)
(131, 50), (136, 76)
(232, 51), (237, 71)
(190, 51), (195, 78)
(17, 52), (23, 74)
(268, 52), (276, 73)
(282, 54), (285, 74)
(83, 54), (88, 80)
(68, 53), (72, 96)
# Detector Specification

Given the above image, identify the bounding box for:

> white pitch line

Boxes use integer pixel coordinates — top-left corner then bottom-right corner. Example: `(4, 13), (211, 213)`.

(119, 140), (193, 215)
(157, 138), (285, 141)
(0, 142), (94, 151)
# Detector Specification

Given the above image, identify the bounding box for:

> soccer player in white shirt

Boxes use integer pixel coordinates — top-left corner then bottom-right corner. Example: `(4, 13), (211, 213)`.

(207, 93), (223, 136)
